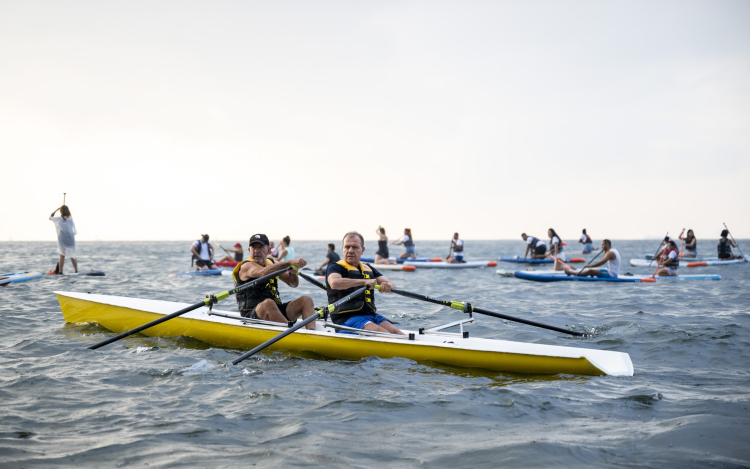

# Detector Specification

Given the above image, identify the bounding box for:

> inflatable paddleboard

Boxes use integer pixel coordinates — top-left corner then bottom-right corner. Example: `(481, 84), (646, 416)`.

(360, 257), (442, 263)
(46, 270), (106, 277)
(0, 272), (44, 284)
(644, 254), (720, 261)
(498, 256), (585, 264)
(404, 260), (497, 269)
(367, 264), (417, 271)
(513, 271), (721, 283)
(169, 270), (233, 277)
(215, 260), (240, 267)
(630, 258), (746, 268)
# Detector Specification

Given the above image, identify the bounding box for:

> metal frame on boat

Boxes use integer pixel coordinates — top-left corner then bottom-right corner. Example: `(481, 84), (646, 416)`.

(56, 291), (634, 377)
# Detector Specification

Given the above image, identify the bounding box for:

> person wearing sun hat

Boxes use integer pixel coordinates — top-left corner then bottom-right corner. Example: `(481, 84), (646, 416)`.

(217, 242), (245, 264)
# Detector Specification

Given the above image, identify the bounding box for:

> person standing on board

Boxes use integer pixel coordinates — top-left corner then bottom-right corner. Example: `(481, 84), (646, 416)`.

(272, 236), (295, 261)
(680, 230), (697, 258)
(579, 229), (596, 254)
(390, 228), (416, 259)
(564, 240), (620, 278)
(446, 233), (465, 263)
(655, 240), (680, 276)
(217, 243), (244, 264)
(374, 227), (397, 265)
(49, 205), (78, 274)
(327, 232), (403, 335)
(191, 234), (217, 271)
(232, 233), (316, 328)
(521, 233), (547, 259)
(315, 243), (341, 275)
(548, 228), (566, 271)
(717, 230), (739, 260)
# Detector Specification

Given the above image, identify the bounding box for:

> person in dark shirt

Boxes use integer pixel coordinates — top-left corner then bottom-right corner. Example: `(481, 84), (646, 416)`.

(326, 232), (403, 335)
(315, 243), (341, 275)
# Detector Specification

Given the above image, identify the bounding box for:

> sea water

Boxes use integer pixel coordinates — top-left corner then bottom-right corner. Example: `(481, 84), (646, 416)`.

(0, 240), (748, 467)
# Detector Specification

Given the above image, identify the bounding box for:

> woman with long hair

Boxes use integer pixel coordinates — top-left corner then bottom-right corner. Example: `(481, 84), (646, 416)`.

(680, 229), (697, 258)
(548, 228), (565, 271)
(390, 228), (416, 259)
(49, 205), (78, 274)
(374, 227), (397, 264)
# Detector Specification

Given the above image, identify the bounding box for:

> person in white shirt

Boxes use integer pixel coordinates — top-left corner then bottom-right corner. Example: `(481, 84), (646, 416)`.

(190, 234), (217, 271)
(521, 233), (547, 259)
(447, 233), (465, 263)
(49, 205), (78, 274)
(390, 228), (416, 259)
(548, 228), (566, 271)
(564, 239), (620, 278)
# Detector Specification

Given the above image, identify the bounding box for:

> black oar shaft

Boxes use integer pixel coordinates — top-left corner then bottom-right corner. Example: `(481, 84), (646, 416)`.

(88, 266), (294, 350)
(231, 286), (367, 365)
(299, 272), (326, 290)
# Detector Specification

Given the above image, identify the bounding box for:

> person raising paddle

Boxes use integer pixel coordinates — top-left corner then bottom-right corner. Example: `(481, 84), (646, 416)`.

(680, 230), (697, 258)
(327, 232), (403, 335)
(49, 205), (78, 274)
(446, 232), (465, 263)
(232, 233), (316, 329)
(564, 239), (620, 278)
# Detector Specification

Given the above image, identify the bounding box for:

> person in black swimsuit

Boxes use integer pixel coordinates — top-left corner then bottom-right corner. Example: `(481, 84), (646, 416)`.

(374, 226), (397, 264)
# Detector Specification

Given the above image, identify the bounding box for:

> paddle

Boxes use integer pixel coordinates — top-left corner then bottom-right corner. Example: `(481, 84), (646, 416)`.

(574, 249), (604, 277)
(375, 285), (583, 336)
(88, 266), (296, 350)
(231, 286), (367, 365)
(647, 232), (668, 268)
(678, 228), (685, 259)
(63, 192), (66, 205)
(723, 223), (745, 259)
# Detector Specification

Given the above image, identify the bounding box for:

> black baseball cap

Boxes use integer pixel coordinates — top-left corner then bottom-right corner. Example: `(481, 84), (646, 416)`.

(249, 234), (270, 247)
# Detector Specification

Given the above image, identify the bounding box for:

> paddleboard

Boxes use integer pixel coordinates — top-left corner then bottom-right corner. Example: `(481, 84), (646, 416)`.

(360, 257), (442, 263)
(0, 272), (44, 284)
(404, 261), (497, 269)
(630, 258), (747, 268)
(367, 264), (417, 271)
(169, 270), (233, 277)
(46, 270), (106, 277)
(498, 256), (585, 264)
(513, 271), (721, 282)
(215, 260), (240, 267)
(644, 254), (719, 261)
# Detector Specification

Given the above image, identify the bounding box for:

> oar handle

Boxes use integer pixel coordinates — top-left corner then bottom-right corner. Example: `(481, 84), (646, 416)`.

(88, 266), (294, 350)
(231, 286), (367, 364)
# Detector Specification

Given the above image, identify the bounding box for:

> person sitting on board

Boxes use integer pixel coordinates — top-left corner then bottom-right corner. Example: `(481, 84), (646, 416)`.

(326, 232), (403, 335)
(374, 226), (397, 264)
(717, 229), (739, 260)
(579, 229), (597, 254)
(521, 233), (547, 259)
(315, 243), (341, 275)
(217, 243), (244, 264)
(390, 228), (416, 259)
(232, 233), (316, 329)
(651, 236), (671, 259)
(191, 234), (217, 271)
(49, 205), (78, 274)
(680, 230), (697, 258)
(655, 240), (681, 276)
(548, 228), (566, 271)
(272, 236), (295, 262)
(564, 239), (620, 278)
(446, 232), (465, 263)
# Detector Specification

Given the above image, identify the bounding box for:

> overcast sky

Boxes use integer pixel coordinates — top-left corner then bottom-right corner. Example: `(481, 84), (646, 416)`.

(1, 0), (748, 242)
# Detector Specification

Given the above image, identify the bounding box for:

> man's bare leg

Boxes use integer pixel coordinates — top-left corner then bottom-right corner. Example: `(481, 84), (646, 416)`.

(253, 299), (289, 323)
(364, 321), (404, 335)
(284, 296), (316, 330)
(71, 258), (78, 273)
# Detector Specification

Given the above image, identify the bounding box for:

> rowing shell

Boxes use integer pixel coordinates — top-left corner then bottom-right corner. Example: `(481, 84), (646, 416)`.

(404, 261), (498, 269)
(630, 258), (747, 268)
(499, 256), (585, 264)
(56, 291), (634, 377)
(513, 271), (721, 282)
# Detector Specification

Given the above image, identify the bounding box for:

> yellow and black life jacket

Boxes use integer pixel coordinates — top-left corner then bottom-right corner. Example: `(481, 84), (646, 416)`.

(232, 258), (282, 313)
(326, 260), (376, 319)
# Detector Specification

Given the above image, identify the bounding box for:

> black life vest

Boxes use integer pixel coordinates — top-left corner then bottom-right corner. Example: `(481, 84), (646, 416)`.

(528, 236), (542, 248)
(663, 248), (680, 269)
(549, 236), (563, 254)
(326, 260), (376, 320)
(453, 239), (463, 252)
(232, 258), (282, 314)
(234, 250), (244, 262)
(718, 238), (733, 258)
(403, 235), (414, 247)
(584, 234), (592, 244)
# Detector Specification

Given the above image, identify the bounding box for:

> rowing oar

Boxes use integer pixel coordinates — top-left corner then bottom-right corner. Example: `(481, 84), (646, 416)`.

(375, 285), (584, 337)
(231, 287), (367, 365)
(299, 271), (326, 289)
(724, 223), (745, 259)
(88, 266), (296, 350)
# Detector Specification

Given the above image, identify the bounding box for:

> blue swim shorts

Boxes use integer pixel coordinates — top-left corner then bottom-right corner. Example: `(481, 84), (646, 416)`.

(337, 314), (391, 333)
(599, 269), (614, 278)
(583, 244), (593, 254)
(455, 254), (464, 261)
(405, 245), (416, 255)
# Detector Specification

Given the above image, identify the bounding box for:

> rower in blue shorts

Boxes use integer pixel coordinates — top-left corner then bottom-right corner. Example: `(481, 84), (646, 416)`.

(326, 232), (404, 335)
(564, 239), (620, 278)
